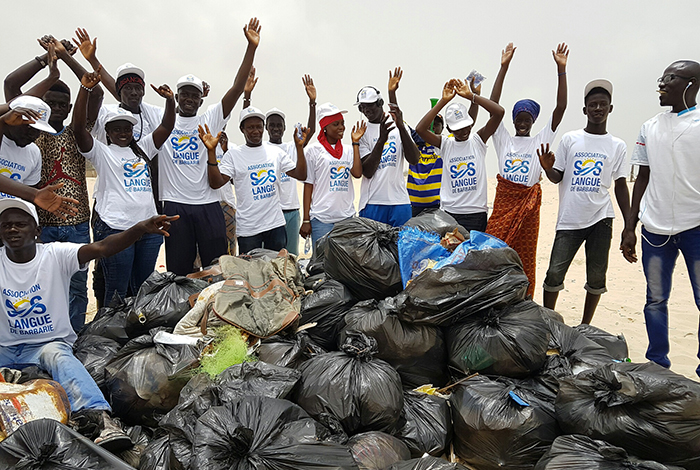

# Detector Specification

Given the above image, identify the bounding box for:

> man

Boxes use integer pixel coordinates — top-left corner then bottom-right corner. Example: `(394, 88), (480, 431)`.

(538, 79), (630, 324)
(0, 197), (177, 450)
(356, 68), (420, 227)
(621, 60), (700, 377)
(243, 70), (317, 255)
(4, 36), (104, 333)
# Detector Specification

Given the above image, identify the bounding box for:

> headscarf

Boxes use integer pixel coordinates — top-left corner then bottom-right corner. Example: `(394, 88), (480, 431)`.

(512, 99), (541, 122)
(317, 113), (344, 159)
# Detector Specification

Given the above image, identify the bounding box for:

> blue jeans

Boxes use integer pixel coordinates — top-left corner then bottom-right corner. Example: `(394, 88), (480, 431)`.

(283, 209), (301, 256)
(642, 225), (700, 376)
(40, 222), (90, 334)
(359, 204), (412, 227)
(238, 225), (287, 255)
(0, 341), (110, 412)
(93, 215), (163, 305)
(310, 218), (339, 250)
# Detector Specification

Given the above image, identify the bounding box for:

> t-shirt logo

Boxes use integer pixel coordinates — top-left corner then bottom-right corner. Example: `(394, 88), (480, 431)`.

(249, 166), (277, 201)
(6, 296), (46, 318)
(122, 161), (152, 193)
(503, 154), (531, 183)
(450, 162), (476, 179)
(3, 284), (54, 336)
(123, 161), (149, 178)
(170, 133), (200, 165)
(379, 140), (398, 169)
(449, 159), (477, 193)
(330, 165), (350, 192)
(573, 158), (603, 176)
(250, 169), (276, 186)
(571, 153), (605, 193)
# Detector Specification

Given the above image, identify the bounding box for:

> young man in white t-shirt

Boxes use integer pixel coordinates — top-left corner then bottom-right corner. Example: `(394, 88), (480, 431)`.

(415, 79), (505, 231)
(621, 60), (700, 377)
(539, 79), (630, 325)
(356, 68), (420, 226)
(0, 198), (177, 450)
(200, 107), (309, 254)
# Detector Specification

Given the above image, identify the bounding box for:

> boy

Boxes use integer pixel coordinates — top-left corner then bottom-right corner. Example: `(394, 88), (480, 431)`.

(539, 79), (630, 324)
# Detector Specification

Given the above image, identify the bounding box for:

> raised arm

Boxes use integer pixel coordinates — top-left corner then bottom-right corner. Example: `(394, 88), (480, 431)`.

(73, 28), (117, 101)
(454, 80), (504, 142)
(242, 67), (257, 109)
(489, 42), (516, 104)
(4, 42), (60, 101)
(388, 67), (402, 106)
(415, 81), (456, 148)
(537, 143), (563, 183)
(468, 77), (481, 124)
(388, 103), (419, 165)
(149, 84), (176, 148)
(302, 75), (316, 147)
(72, 68), (102, 154)
(350, 121), (366, 178)
(221, 18), (260, 118)
(620, 166), (649, 263)
(285, 127), (310, 181)
(551, 43), (569, 132)
(199, 124), (230, 189)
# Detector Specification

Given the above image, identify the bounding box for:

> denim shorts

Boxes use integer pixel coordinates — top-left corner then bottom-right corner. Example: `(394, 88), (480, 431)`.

(543, 217), (613, 295)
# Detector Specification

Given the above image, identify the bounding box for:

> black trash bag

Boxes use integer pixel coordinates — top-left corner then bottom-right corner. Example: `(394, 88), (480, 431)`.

(306, 236), (327, 276)
(217, 361), (301, 402)
(348, 431), (411, 470)
(402, 208), (468, 238)
(0, 418), (134, 469)
(573, 323), (629, 361)
(556, 361), (700, 470)
(17, 366), (52, 383)
(535, 434), (686, 470)
(451, 375), (560, 470)
(105, 328), (204, 426)
(191, 396), (358, 470)
(396, 247), (528, 326)
(396, 391), (452, 458)
(446, 300), (550, 378)
(118, 424), (152, 468)
(126, 271), (208, 337)
(339, 298), (448, 389)
(304, 272), (326, 291)
(139, 435), (184, 470)
(295, 332), (404, 435)
(258, 330), (326, 369)
(323, 217), (402, 301)
(543, 318), (615, 378)
(81, 296), (134, 345)
(386, 457), (469, 470)
(73, 334), (121, 389)
(300, 279), (356, 351)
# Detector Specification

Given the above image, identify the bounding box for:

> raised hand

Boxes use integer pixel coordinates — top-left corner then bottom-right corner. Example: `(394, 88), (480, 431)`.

(46, 42), (59, 78)
(501, 42), (517, 66)
(34, 183), (79, 219)
(245, 67), (258, 94)
(469, 76), (482, 96)
(552, 42), (569, 68)
(244, 17), (261, 47)
(379, 113), (395, 141)
(537, 143), (555, 171)
(293, 126), (310, 146)
(302, 74), (316, 102)
(1, 108), (41, 127)
(388, 103), (405, 128)
(351, 121), (367, 142)
(81, 66), (102, 89)
(151, 84), (174, 100)
(388, 67), (403, 93)
(202, 81), (211, 98)
(61, 39), (77, 56)
(72, 28), (97, 62)
(442, 80), (456, 102)
(198, 124), (221, 151)
(453, 79), (474, 100)
(141, 214), (180, 237)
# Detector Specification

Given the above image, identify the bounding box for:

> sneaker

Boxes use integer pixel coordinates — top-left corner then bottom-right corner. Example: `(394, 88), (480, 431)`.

(94, 411), (133, 453)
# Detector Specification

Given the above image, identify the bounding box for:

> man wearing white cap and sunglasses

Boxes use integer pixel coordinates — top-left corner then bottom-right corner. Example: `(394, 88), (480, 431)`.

(415, 78), (505, 232)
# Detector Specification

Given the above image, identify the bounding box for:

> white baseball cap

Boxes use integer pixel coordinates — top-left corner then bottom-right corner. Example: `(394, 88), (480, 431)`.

(9, 96), (54, 133)
(176, 75), (204, 93)
(115, 63), (145, 81)
(104, 108), (138, 126)
(239, 106), (266, 125)
(584, 79), (613, 100)
(355, 86), (382, 105)
(316, 102), (347, 121)
(265, 108), (286, 121)
(0, 198), (39, 225)
(444, 103), (474, 131)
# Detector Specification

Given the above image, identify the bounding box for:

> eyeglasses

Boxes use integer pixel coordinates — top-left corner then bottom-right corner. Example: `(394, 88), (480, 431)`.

(657, 73), (693, 85)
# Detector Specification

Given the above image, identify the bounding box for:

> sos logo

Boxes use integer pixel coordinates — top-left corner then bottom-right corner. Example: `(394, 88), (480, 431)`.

(330, 166), (350, 179)
(573, 159), (603, 176)
(250, 169), (277, 186)
(171, 135), (199, 152)
(449, 162), (476, 179)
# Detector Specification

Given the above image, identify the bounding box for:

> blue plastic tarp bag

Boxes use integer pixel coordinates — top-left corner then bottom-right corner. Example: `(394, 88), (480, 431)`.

(398, 227), (451, 287)
(432, 231), (508, 270)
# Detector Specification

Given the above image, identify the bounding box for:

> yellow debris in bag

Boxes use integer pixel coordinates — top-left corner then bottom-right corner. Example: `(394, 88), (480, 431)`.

(0, 379), (71, 441)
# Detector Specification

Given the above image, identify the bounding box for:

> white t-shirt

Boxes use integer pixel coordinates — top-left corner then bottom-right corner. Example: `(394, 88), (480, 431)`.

(438, 134), (488, 214)
(216, 148), (236, 209)
(0, 243), (86, 347)
(219, 144), (294, 237)
(265, 141), (299, 211)
(305, 141), (356, 224)
(553, 129), (628, 230)
(82, 134), (159, 231)
(159, 102), (230, 205)
(631, 108), (700, 235)
(358, 122), (410, 209)
(492, 115), (557, 186)
(0, 137), (42, 200)
(92, 102), (164, 144)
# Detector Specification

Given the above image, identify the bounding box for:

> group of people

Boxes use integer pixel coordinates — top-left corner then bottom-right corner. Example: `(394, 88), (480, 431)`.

(0, 16), (698, 449)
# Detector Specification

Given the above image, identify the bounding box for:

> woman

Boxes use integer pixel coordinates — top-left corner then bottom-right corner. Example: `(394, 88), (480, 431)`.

(486, 42), (569, 297)
(73, 67), (175, 304)
(299, 103), (365, 248)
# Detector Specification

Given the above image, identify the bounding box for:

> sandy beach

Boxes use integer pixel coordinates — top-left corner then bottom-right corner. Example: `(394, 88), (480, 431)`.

(84, 176), (699, 381)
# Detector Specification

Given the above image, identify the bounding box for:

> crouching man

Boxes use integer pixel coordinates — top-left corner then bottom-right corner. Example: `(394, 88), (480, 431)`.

(0, 198), (177, 450)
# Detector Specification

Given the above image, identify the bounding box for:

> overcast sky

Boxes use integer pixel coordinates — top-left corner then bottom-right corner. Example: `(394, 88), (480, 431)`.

(3, 0), (698, 174)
